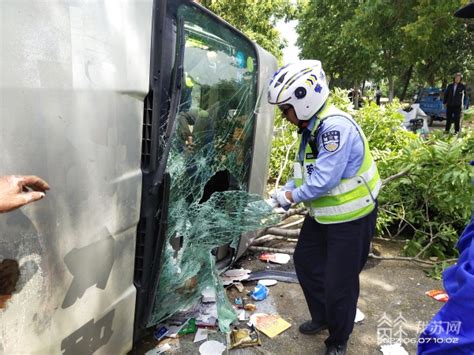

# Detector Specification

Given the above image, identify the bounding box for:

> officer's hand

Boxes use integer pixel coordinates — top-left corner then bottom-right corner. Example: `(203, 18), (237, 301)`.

(0, 175), (50, 213)
(265, 196), (279, 209)
(273, 190), (292, 211)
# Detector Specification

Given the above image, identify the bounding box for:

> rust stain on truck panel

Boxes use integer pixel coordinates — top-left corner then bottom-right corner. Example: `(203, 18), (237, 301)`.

(0, 259), (20, 309)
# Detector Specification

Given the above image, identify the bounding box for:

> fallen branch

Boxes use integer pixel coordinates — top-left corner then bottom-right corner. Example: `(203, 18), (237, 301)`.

(277, 217), (304, 229)
(252, 235), (298, 245)
(265, 227), (300, 238)
(277, 207), (307, 219)
(368, 253), (458, 266)
(249, 246), (295, 254)
(382, 167), (412, 186)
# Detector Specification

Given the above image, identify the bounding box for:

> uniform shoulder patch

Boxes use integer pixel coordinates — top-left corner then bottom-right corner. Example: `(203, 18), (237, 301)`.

(321, 130), (340, 152)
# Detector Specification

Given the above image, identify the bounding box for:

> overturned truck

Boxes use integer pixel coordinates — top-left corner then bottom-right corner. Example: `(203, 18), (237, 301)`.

(0, 0), (277, 353)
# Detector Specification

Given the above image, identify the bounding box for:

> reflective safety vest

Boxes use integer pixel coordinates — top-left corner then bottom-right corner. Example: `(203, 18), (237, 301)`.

(293, 105), (381, 224)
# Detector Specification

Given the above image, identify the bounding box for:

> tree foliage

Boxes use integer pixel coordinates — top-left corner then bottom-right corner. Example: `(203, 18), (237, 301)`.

(199, 0), (295, 60)
(296, 0), (474, 100)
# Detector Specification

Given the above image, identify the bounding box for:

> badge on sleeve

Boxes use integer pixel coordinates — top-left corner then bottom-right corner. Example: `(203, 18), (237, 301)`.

(322, 130), (340, 152)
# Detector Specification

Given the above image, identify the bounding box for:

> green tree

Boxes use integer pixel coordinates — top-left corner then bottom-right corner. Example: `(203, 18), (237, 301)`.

(296, 0), (473, 101)
(402, 0), (474, 87)
(199, 0), (295, 60)
(296, 0), (374, 104)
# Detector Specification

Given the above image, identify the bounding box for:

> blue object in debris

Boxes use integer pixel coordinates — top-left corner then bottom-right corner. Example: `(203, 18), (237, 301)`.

(249, 283), (269, 301)
(153, 326), (169, 342)
(234, 297), (243, 305)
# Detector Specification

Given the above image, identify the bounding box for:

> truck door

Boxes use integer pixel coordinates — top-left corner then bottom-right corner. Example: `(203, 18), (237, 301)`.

(133, 0), (276, 339)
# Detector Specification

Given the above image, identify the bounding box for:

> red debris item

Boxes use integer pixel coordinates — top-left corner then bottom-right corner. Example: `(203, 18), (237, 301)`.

(425, 289), (449, 302)
(258, 253), (290, 264)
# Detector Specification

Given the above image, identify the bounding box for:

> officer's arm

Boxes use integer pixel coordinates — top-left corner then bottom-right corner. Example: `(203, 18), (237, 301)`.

(282, 179), (296, 191)
(290, 118), (353, 203)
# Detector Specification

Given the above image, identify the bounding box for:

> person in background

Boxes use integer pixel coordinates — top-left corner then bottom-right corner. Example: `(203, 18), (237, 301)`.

(0, 175), (49, 213)
(375, 86), (382, 106)
(443, 73), (466, 134)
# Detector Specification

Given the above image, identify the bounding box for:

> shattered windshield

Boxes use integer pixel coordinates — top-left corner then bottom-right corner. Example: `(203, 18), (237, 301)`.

(147, 5), (278, 331)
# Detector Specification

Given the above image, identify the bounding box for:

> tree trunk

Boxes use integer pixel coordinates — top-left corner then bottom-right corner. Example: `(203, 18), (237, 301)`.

(400, 65), (413, 102)
(388, 76), (395, 103)
(353, 81), (360, 109)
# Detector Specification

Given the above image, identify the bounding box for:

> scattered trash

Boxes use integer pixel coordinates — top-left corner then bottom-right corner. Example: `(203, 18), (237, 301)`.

(229, 324), (262, 349)
(222, 268), (251, 286)
(237, 309), (247, 321)
(145, 343), (171, 355)
(259, 252), (291, 264)
(153, 326), (169, 342)
(355, 308), (365, 323)
(199, 340), (226, 355)
(249, 313), (291, 338)
(258, 279), (278, 287)
(234, 297), (243, 306)
(425, 289), (449, 302)
(201, 287), (217, 303)
(193, 328), (208, 343)
(233, 282), (245, 292)
(249, 283), (269, 301)
(247, 270), (299, 283)
(178, 318), (197, 335)
(380, 343), (409, 355)
(166, 324), (185, 338)
(196, 302), (218, 328)
(244, 304), (257, 312)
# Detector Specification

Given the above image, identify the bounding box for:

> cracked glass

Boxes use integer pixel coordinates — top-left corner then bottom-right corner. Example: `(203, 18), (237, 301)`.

(147, 5), (278, 332)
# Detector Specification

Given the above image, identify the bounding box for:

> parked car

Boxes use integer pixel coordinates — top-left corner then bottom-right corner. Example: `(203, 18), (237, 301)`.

(414, 87), (446, 126)
(0, 0), (277, 353)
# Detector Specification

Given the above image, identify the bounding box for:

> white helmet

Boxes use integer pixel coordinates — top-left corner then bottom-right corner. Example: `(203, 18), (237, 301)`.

(268, 60), (329, 121)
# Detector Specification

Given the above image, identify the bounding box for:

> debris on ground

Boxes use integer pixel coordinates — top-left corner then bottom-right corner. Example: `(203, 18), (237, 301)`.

(258, 279), (278, 287)
(380, 343), (409, 355)
(249, 313), (292, 338)
(201, 287), (217, 303)
(355, 308), (365, 323)
(153, 326), (169, 342)
(244, 303), (257, 312)
(259, 252), (291, 264)
(425, 289), (449, 302)
(193, 328), (208, 343)
(198, 340), (226, 355)
(231, 282), (245, 292)
(221, 268), (251, 286)
(249, 283), (269, 301)
(144, 342), (171, 355)
(247, 270), (299, 283)
(229, 323), (262, 349)
(178, 318), (197, 335)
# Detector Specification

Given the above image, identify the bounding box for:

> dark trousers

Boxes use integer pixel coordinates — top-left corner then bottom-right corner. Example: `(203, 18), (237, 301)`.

(293, 206), (377, 346)
(445, 105), (461, 133)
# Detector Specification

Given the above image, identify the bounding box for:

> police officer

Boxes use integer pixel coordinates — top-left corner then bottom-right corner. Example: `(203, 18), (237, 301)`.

(267, 60), (380, 355)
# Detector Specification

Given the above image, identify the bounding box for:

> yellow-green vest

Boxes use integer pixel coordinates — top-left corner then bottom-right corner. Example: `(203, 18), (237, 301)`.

(294, 105), (381, 224)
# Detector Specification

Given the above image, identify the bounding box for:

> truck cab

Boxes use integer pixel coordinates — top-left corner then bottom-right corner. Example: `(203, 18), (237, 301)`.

(0, 0), (277, 353)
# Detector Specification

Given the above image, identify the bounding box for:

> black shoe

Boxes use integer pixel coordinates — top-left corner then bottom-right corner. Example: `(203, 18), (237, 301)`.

(298, 320), (328, 335)
(325, 343), (347, 355)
